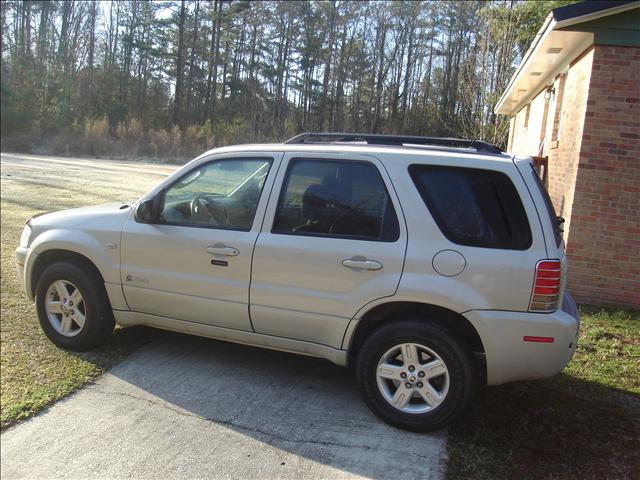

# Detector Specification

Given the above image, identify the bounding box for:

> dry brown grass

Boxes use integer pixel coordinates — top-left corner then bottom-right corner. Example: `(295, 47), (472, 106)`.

(0, 153), (177, 429)
(83, 115), (111, 155)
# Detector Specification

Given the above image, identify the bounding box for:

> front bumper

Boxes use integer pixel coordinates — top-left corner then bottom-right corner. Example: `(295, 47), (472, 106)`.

(465, 296), (580, 385)
(15, 246), (33, 299)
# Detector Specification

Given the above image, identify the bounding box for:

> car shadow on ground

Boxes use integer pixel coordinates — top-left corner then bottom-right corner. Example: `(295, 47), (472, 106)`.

(94, 330), (448, 479)
(99, 327), (639, 480)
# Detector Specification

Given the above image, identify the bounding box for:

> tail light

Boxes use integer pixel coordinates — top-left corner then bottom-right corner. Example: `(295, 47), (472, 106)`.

(529, 260), (562, 312)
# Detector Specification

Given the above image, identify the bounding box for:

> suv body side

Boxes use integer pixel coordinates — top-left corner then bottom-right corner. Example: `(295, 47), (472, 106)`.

(341, 150), (578, 385)
(384, 150), (546, 311)
(17, 144), (579, 387)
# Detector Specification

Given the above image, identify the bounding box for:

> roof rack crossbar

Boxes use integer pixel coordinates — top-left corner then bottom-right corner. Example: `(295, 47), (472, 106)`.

(284, 132), (504, 155)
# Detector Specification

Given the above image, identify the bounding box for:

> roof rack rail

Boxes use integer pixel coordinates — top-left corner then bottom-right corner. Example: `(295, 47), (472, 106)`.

(284, 132), (504, 155)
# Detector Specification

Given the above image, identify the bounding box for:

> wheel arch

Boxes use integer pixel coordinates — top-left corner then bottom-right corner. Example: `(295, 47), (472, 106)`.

(30, 249), (107, 299)
(345, 301), (486, 369)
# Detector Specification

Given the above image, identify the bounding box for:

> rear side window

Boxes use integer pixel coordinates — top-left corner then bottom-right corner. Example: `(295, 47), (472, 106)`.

(409, 165), (532, 250)
(529, 164), (562, 247)
(273, 159), (399, 242)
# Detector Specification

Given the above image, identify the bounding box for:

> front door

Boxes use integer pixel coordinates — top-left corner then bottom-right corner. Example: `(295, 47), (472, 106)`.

(120, 153), (279, 331)
(249, 153), (407, 348)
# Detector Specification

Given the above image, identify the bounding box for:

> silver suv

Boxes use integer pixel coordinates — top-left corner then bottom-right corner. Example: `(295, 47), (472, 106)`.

(15, 133), (580, 431)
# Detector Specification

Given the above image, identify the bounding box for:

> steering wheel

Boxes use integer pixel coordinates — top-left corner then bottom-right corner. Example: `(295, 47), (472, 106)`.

(190, 195), (228, 225)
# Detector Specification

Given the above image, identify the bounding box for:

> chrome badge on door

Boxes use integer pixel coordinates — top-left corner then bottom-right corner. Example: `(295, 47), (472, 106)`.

(125, 274), (149, 284)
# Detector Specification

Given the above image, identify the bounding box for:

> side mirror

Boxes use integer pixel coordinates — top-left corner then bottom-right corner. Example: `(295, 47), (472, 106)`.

(135, 195), (161, 223)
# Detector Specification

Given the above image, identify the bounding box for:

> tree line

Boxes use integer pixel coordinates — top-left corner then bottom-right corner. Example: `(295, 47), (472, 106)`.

(0, 0), (572, 159)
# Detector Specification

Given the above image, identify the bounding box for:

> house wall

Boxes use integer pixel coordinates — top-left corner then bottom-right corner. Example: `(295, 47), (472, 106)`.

(507, 45), (640, 308)
(509, 88), (548, 158)
(510, 49), (594, 246)
(569, 45), (640, 307)
(547, 49), (594, 243)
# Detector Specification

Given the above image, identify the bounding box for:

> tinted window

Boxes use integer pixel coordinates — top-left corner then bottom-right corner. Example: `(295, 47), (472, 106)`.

(273, 159), (399, 242)
(530, 164), (562, 247)
(409, 165), (532, 249)
(159, 158), (272, 230)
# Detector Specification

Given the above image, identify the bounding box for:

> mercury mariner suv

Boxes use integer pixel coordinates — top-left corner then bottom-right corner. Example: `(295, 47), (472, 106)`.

(16, 133), (580, 431)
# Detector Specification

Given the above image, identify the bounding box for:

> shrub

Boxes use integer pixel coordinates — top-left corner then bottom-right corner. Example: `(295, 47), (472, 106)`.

(183, 120), (216, 157)
(149, 125), (183, 160)
(115, 117), (144, 157)
(214, 118), (247, 146)
(83, 116), (111, 155)
(184, 125), (201, 157)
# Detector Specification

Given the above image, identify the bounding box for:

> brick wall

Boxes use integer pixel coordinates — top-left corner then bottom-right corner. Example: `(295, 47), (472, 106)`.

(568, 45), (640, 307)
(507, 45), (640, 308)
(547, 49), (594, 244)
(510, 50), (593, 251)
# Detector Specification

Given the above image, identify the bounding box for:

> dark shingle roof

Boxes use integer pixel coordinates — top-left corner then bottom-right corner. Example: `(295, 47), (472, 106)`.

(552, 0), (636, 22)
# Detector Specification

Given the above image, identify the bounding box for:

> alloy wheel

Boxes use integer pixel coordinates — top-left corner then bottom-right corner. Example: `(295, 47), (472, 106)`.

(45, 280), (86, 337)
(375, 342), (450, 414)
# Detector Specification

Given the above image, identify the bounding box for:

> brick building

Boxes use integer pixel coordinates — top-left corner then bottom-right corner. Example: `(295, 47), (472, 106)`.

(495, 0), (639, 308)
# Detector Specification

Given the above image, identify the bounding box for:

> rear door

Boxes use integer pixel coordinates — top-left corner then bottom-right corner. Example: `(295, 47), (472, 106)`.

(249, 152), (407, 348)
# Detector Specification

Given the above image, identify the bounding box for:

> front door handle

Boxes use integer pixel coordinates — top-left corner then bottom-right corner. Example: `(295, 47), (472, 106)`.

(206, 244), (239, 256)
(342, 257), (383, 271)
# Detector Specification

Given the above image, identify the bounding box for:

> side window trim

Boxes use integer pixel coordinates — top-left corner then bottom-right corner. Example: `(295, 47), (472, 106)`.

(155, 156), (274, 232)
(529, 163), (562, 247)
(271, 157), (400, 242)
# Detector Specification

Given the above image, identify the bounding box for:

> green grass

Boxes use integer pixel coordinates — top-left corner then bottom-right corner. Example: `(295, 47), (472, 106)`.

(0, 153), (176, 429)
(447, 307), (640, 480)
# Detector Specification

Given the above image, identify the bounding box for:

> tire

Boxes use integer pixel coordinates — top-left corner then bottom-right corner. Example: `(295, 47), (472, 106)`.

(35, 260), (115, 351)
(355, 318), (477, 432)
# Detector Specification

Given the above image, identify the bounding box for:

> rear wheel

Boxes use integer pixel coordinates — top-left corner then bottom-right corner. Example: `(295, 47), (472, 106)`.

(35, 260), (115, 350)
(355, 319), (476, 431)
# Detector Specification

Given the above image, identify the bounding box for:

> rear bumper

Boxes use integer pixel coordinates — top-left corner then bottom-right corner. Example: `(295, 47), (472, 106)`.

(465, 300), (580, 385)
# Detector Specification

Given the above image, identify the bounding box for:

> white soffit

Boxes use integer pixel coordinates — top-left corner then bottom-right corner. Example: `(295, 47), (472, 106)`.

(495, 1), (640, 116)
(495, 30), (593, 116)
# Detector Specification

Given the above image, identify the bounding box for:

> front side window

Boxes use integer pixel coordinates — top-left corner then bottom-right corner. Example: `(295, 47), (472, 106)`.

(273, 159), (399, 242)
(159, 158), (272, 230)
(409, 165), (532, 250)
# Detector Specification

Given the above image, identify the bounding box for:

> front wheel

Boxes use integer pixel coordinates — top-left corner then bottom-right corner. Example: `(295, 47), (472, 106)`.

(355, 319), (477, 432)
(35, 260), (115, 351)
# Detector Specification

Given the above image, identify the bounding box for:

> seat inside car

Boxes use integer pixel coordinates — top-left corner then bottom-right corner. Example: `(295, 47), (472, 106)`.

(294, 183), (329, 232)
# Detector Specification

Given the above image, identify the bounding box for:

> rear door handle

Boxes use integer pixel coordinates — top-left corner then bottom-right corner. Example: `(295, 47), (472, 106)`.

(342, 257), (383, 270)
(206, 244), (239, 256)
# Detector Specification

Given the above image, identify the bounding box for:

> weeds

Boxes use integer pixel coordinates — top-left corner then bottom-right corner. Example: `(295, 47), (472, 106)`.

(4, 116), (246, 163)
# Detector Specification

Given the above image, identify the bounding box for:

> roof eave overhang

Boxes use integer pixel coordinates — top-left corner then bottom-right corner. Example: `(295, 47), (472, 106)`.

(495, 1), (640, 116)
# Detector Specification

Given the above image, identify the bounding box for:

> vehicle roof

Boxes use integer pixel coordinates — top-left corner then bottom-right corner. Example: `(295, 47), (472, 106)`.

(199, 143), (519, 164)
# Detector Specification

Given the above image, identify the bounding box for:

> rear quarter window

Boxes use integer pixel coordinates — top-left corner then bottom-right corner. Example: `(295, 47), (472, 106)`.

(409, 164), (532, 250)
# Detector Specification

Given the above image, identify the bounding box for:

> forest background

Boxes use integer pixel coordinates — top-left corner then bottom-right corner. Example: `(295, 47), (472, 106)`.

(1, 0), (574, 161)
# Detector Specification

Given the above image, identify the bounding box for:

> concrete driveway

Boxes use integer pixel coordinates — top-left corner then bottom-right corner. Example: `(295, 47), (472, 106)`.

(1, 334), (447, 479)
